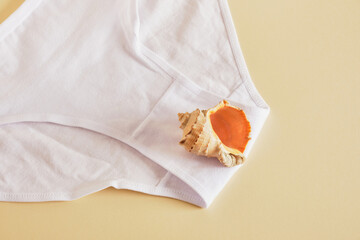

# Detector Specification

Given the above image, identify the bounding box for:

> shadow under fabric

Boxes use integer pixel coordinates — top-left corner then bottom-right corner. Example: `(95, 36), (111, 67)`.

(0, 0), (269, 208)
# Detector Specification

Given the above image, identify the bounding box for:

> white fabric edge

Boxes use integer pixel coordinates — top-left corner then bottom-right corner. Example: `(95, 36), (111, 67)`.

(218, 0), (270, 109)
(0, 178), (206, 207)
(0, 0), (43, 42)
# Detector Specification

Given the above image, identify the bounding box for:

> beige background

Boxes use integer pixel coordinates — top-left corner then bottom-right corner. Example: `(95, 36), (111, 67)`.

(0, 0), (359, 239)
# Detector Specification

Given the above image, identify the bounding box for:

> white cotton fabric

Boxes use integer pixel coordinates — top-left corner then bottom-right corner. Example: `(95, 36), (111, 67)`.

(0, 0), (270, 208)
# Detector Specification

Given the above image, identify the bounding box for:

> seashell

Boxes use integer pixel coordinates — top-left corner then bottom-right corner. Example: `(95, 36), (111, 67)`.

(178, 100), (251, 167)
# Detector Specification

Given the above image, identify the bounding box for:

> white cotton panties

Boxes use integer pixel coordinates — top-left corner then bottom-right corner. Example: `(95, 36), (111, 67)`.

(0, 0), (270, 208)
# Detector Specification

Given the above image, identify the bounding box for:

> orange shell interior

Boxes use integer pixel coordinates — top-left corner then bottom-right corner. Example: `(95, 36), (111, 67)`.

(209, 106), (251, 153)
